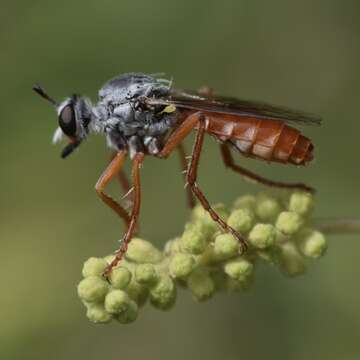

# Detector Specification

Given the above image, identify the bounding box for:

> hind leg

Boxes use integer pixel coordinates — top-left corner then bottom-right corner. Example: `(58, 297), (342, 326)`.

(220, 144), (314, 193)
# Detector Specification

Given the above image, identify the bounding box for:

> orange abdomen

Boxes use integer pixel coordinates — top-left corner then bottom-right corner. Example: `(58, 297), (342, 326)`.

(204, 113), (314, 165)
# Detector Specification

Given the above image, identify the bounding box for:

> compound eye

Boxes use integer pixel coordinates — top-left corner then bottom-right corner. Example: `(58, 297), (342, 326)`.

(59, 104), (76, 136)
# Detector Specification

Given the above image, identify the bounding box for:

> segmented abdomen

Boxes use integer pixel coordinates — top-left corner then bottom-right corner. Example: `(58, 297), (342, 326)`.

(204, 113), (314, 165)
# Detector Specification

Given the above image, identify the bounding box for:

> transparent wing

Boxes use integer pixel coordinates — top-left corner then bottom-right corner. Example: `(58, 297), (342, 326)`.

(146, 88), (322, 126)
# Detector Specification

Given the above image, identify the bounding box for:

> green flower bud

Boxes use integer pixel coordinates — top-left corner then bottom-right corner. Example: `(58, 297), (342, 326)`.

(227, 276), (253, 291)
(187, 269), (215, 301)
(181, 222), (208, 254)
(86, 303), (112, 324)
(248, 224), (276, 249)
(299, 230), (327, 258)
(195, 246), (217, 266)
(82, 257), (108, 277)
(274, 228), (289, 244)
(126, 278), (148, 306)
(210, 270), (228, 291)
(279, 243), (306, 277)
(116, 300), (139, 324)
(289, 192), (314, 216)
(233, 195), (256, 211)
(256, 246), (281, 264)
(104, 289), (131, 314)
(227, 208), (255, 234)
(135, 264), (158, 285)
(126, 238), (163, 264)
(78, 190), (329, 325)
(150, 275), (176, 310)
(164, 238), (182, 255)
(109, 266), (132, 289)
(192, 204), (229, 230)
(224, 257), (254, 281)
(192, 204), (208, 221)
(276, 211), (303, 235)
(77, 276), (109, 303)
(213, 233), (239, 259)
(256, 193), (282, 222)
(169, 253), (196, 279)
(104, 255), (115, 264)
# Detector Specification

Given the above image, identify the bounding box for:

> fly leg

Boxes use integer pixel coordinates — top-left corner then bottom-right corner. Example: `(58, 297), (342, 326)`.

(220, 144), (314, 193)
(158, 112), (200, 208)
(103, 152), (145, 277)
(158, 112), (200, 158)
(177, 144), (195, 208)
(95, 151), (131, 227)
(118, 170), (132, 198)
(109, 151), (133, 205)
(157, 112), (247, 251)
(186, 113), (248, 253)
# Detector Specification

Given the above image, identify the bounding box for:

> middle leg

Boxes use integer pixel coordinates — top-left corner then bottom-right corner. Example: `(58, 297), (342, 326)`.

(186, 113), (248, 253)
(177, 144), (196, 208)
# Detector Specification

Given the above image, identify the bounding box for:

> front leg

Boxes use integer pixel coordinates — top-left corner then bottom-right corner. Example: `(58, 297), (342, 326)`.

(109, 151), (134, 206)
(103, 152), (145, 277)
(95, 150), (130, 226)
(186, 113), (248, 253)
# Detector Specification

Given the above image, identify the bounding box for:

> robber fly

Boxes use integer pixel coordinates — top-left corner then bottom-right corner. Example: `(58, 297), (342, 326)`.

(33, 73), (320, 276)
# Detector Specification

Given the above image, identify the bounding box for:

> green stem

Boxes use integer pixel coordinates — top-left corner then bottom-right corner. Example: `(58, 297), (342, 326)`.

(315, 218), (360, 235)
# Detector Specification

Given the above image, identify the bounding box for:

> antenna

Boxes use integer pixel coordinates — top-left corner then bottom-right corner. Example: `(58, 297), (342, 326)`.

(32, 84), (58, 106)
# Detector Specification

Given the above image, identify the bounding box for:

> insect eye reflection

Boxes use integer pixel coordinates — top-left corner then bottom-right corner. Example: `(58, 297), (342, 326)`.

(59, 104), (76, 136)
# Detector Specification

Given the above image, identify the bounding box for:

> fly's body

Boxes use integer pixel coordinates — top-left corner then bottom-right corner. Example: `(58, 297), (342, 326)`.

(51, 73), (179, 158)
(33, 72), (320, 276)
(200, 114), (314, 165)
(94, 74), (178, 157)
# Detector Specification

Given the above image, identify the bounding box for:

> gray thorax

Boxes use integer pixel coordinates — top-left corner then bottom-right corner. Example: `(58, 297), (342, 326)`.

(90, 74), (177, 157)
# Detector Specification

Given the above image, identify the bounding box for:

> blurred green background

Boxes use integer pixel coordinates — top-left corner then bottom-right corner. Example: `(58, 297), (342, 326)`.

(1, 0), (360, 359)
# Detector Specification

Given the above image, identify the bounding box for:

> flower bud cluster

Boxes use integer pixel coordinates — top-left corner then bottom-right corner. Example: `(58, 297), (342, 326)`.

(77, 191), (327, 324)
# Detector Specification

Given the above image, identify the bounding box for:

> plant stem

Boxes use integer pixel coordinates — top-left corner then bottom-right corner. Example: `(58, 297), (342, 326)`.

(315, 218), (360, 235)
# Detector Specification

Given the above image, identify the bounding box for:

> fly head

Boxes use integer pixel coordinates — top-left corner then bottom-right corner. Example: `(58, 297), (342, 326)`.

(33, 84), (94, 158)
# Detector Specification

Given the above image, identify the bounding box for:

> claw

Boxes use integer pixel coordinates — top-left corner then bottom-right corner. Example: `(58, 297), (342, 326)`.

(238, 240), (249, 255)
(229, 228), (249, 255)
(236, 235), (249, 254)
(102, 257), (119, 280)
(102, 266), (112, 281)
